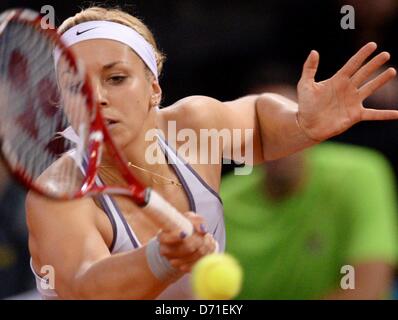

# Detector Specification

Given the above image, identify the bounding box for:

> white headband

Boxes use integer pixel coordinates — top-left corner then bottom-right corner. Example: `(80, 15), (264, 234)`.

(56, 20), (158, 79)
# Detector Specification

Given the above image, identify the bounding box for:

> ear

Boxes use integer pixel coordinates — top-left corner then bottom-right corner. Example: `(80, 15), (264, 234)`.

(151, 79), (162, 107)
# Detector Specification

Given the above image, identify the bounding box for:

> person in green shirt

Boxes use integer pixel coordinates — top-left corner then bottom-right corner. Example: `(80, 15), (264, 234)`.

(221, 143), (398, 299)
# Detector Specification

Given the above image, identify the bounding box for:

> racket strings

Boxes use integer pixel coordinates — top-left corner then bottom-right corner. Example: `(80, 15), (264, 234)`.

(0, 20), (91, 196)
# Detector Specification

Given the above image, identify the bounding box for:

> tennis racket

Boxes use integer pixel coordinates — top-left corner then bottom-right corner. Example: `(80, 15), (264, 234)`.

(0, 8), (194, 236)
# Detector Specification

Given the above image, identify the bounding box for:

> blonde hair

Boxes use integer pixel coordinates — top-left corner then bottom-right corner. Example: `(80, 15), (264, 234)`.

(58, 6), (165, 77)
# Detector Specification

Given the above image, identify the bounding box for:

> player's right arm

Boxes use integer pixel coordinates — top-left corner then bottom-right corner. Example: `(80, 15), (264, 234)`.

(26, 191), (213, 299)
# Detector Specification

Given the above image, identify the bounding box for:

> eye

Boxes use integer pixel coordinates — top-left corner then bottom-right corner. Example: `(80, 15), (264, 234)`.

(107, 75), (127, 85)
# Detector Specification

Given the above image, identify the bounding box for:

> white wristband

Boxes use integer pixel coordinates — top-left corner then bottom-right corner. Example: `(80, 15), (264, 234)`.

(145, 237), (180, 282)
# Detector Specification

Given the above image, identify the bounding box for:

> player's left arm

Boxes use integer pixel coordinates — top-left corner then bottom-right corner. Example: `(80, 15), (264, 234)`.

(199, 42), (398, 162)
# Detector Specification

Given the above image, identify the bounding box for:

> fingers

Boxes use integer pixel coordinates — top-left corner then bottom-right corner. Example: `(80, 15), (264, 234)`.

(359, 67), (396, 100)
(361, 108), (398, 121)
(351, 51), (391, 87)
(300, 50), (319, 82)
(182, 211), (207, 235)
(338, 42), (378, 77)
(157, 228), (189, 245)
(168, 234), (216, 271)
(157, 211), (216, 273)
(157, 211), (205, 245)
(161, 232), (215, 259)
(160, 232), (204, 258)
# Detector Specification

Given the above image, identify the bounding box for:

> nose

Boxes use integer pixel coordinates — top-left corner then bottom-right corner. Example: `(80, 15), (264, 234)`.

(93, 81), (109, 107)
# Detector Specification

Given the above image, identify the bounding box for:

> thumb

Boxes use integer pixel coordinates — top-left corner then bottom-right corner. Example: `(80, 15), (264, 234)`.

(301, 50), (319, 82)
(181, 211), (207, 234)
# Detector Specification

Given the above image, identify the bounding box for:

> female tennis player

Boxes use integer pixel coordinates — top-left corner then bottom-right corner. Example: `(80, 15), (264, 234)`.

(26, 7), (398, 299)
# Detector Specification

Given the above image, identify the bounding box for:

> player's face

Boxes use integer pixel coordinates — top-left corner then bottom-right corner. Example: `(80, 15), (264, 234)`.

(67, 39), (161, 148)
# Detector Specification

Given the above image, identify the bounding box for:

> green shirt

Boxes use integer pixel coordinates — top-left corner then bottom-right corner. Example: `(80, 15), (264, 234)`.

(221, 143), (398, 299)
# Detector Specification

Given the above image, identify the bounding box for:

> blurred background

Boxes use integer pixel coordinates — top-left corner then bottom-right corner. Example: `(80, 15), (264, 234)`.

(1, 0), (398, 299)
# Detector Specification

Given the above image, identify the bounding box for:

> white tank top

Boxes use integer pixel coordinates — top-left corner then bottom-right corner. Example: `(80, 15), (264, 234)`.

(31, 132), (225, 299)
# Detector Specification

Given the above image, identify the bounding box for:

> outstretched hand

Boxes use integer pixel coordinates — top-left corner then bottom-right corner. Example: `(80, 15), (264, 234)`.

(297, 42), (398, 142)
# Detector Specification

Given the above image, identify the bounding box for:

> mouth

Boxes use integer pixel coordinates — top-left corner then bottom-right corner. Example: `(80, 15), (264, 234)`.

(104, 119), (119, 128)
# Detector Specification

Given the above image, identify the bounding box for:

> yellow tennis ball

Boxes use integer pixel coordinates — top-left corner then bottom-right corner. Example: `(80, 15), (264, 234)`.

(191, 253), (243, 300)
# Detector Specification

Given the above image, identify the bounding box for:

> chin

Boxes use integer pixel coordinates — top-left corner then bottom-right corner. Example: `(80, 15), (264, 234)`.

(109, 121), (146, 147)
(107, 128), (129, 148)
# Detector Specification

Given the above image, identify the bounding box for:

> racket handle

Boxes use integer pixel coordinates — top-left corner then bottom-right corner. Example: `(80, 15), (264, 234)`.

(144, 189), (194, 236)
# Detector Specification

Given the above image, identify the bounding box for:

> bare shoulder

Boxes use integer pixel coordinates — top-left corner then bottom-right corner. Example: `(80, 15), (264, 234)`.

(25, 165), (112, 297)
(25, 153), (98, 233)
(25, 161), (108, 271)
(158, 95), (224, 132)
(31, 152), (82, 197)
(25, 183), (99, 240)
